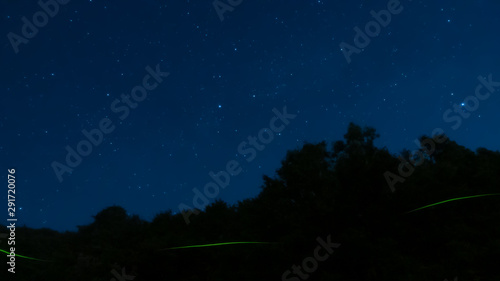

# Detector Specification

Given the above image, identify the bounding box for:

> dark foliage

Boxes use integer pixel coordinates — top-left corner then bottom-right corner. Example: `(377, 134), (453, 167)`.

(1, 123), (499, 280)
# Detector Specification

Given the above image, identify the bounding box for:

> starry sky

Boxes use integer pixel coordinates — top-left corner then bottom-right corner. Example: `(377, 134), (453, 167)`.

(1, 0), (500, 232)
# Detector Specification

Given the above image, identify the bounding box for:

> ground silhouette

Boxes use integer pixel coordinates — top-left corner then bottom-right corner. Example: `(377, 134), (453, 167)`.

(1, 123), (499, 281)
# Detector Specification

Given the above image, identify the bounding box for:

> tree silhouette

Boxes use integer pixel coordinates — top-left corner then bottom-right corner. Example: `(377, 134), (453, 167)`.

(4, 123), (500, 281)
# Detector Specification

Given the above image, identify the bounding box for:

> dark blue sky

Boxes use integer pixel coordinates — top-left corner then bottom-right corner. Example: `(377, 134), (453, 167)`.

(1, 0), (500, 232)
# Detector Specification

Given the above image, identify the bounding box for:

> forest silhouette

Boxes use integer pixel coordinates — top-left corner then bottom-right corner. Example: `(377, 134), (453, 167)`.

(1, 123), (499, 280)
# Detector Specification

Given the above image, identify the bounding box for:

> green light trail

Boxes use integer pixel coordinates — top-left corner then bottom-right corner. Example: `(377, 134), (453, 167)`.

(158, 241), (275, 251)
(0, 248), (52, 262)
(2, 194), (496, 260)
(405, 193), (500, 214)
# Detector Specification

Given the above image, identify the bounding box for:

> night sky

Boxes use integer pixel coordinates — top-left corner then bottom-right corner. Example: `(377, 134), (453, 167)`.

(1, 0), (500, 232)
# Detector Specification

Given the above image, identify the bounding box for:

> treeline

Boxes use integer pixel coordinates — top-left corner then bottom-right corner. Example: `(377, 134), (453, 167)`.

(1, 123), (499, 281)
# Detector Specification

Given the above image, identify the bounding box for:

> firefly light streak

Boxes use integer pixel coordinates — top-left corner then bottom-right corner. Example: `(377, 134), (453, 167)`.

(3, 194), (498, 262)
(1, 242), (274, 262)
(405, 193), (500, 214)
(0, 248), (52, 262)
(158, 241), (275, 251)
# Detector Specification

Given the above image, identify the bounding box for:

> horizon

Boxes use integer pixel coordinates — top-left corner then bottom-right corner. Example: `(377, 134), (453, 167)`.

(1, 3), (500, 276)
